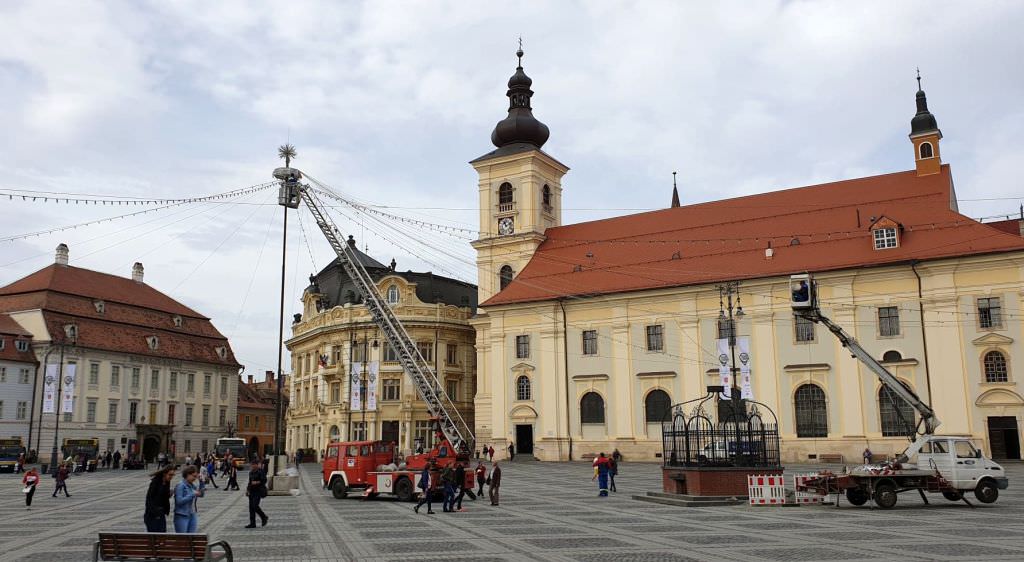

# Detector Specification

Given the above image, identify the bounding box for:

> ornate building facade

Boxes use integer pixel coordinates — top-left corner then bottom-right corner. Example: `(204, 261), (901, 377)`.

(472, 52), (1024, 463)
(284, 238), (476, 457)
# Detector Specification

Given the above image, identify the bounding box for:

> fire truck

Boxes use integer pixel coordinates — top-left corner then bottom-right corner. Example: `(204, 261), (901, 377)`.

(273, 163), (476, 501)
(790, 274), (1008, 508)
(321, 419), (475, 501)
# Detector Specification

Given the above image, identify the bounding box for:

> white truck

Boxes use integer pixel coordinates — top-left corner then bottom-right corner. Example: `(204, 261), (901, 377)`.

(790, 273), (1009, 508)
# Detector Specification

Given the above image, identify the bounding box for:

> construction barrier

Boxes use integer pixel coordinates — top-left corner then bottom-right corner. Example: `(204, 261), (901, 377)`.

(748, 474), (786, 505)
(792, 473), (825, 504)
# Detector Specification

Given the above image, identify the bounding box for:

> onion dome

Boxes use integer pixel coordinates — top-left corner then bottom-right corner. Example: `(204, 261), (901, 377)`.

(910, 72), (941, 137)
(490, 48), (550, 149)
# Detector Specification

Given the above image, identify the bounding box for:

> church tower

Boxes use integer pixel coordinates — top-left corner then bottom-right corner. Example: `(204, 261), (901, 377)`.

(910, 72), (942, 177)
(471, 47), (569, 302)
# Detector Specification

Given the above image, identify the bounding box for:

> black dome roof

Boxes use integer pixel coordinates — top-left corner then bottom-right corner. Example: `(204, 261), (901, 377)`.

(910, 88), (940, 136)
(490, 50), (549, 149)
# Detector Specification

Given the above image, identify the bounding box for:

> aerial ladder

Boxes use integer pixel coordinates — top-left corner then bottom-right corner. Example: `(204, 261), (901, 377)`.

(274, 166), (474, 454)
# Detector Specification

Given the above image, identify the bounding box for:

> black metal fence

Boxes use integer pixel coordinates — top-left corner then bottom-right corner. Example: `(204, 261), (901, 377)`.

(662, 388), (781, 468)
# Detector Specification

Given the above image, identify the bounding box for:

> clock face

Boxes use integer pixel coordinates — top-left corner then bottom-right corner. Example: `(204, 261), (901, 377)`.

(498, 217), (514, 235)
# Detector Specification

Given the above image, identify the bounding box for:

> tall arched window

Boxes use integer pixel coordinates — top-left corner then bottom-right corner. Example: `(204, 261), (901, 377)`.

(984, 350), (1008, 383)
(499, 265), (514, 291)
(498, 182), (513, 205)
(542, 185), (551, 207)
(879, 385), (915, 437)
(794, 384), (828, 438)
(644, 389), (671, 423)
(580, 392), (605, 424)
(329, 425), (340, 442)
(516, 375), (531, 401)
(919, 142), (934, 159)
(386, 285), (400, 305)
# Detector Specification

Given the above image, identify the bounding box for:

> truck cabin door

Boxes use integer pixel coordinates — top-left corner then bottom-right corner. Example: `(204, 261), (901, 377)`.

(952, 440), (983, 489)
(918, 438), (954, 478)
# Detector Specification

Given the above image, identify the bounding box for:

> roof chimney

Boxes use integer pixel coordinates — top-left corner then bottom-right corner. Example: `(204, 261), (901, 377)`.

(247, 374), (254, 385)
(55, 243), (69, 266)
(265, 370), (274, 384)
(132, 262), (144, 284)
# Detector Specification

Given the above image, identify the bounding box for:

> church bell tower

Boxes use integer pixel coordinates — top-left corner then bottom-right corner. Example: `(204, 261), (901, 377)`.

(910, 71), (942, 177)
(471, 47), (569, 303)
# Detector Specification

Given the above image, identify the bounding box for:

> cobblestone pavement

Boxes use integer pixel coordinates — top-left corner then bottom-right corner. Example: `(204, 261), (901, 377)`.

(1, 460), (1023, 561)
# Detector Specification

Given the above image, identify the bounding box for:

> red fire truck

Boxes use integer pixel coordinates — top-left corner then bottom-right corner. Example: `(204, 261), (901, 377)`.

(322, 419), (475, 501)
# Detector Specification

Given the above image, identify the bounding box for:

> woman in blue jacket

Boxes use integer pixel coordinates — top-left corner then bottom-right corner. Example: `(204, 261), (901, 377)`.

(174, 466), (204, 533)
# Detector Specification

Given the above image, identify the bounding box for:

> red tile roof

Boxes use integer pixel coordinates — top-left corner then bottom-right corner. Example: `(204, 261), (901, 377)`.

(0, 264), (238, 367)
(986, 218), (1022, 237)
(485, 165), (1024, 306)
(0, 313), (36, 364)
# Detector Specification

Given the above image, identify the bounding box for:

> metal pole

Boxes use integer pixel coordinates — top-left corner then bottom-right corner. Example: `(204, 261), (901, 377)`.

(362, 335), (367, 440)
(273, 206), (288, 460)
(30, 347), (54, 454)
(49, 345), (65, 472)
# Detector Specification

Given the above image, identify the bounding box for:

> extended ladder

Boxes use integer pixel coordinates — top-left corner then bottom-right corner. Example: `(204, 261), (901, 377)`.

(274, 167), (474, 452)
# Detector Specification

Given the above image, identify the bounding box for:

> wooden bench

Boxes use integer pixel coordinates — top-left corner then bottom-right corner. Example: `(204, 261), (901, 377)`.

(93, 532), (232, 561)
(818, 453), (844, 464)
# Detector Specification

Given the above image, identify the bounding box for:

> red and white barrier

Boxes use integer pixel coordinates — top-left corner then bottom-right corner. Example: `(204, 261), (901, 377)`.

(792, 473), (825, 504)
(748, 474), (786, 505)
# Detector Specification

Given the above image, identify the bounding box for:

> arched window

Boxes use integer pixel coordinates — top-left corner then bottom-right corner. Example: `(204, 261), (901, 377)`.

(580, 392), (605, 424)
(644, 389), (671, 423)
(542, 185), (551, 207)
(498, 182), (513, 204)
(516, 375), (531, 401)
(984, 350), (1008, 383)
(882, 350), (903, 363)
(919, 142), (933, 159)
(499, 265), (514, 291)
(879, 386), (915, 437)
(386, 285), (400, 305)
(329, 425), (340, 442)
(794, 384), (828, 438)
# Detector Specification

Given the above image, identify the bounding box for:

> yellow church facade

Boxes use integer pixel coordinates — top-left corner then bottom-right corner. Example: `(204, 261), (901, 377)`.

(471, 52), (1024, 463)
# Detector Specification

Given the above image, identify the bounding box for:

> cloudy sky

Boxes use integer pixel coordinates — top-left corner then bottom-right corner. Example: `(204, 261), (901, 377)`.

(1, 1), (1022, 377)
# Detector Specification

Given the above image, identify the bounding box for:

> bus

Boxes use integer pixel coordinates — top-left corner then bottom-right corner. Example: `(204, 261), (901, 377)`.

(215, 437), (248, 468)
(63, 438), (99, 471)
(0, 438), (23, 473)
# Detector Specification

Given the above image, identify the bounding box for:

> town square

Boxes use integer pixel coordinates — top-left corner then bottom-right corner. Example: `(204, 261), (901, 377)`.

(1, 1), (1023, 560)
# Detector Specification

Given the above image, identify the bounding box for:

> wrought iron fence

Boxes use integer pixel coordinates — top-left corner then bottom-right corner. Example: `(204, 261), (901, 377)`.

(662, 387), (780, 468)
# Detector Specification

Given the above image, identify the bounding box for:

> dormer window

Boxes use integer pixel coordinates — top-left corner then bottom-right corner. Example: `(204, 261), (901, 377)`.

(93, 300), (105, 314)
(15, 340), (29, 352)
(64, 324), (78, 341)
(386, 285), (400, 305)
(0, 339), (4, 350)
(919, 141), (934, 159)
(873, 227), (898, 250)
(172, 315), (183, 328)
(214, 346), (227, 360)
(146, 336), (159, 350)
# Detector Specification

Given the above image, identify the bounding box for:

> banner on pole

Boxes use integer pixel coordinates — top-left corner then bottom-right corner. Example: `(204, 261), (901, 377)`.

(367, 361), (379, 411)
(43, 364), (58, 413)
(716, 338), (731, 399)
(61, 363), (76, 413)
(738, 336), (753, 400)
(350, 363), (362, 411)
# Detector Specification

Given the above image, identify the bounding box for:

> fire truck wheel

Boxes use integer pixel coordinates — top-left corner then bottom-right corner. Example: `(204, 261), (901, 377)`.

(974, 480), (998, 504)
(845, 487), (869, 506)
(872, 483), (897, 509)
(394, 477), (413, 502)
(331, 480), (348, 499)
(941, 490), (963, 501)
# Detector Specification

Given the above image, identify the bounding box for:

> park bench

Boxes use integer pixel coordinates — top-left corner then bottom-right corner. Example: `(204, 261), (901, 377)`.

(818, 453), (844, 464)
(92, 532), (232, 561)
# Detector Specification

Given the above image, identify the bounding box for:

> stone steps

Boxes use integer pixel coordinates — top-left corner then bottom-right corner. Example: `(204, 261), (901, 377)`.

(632, 491), (746, 507)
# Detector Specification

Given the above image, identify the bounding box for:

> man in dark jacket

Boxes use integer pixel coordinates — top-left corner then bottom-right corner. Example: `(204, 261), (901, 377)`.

(488, 462), (502, 506)
(245, 459), (269, 528)
(413, 463), (434, 514)
(144, 466), (175, 532)
(453, 462), (468, 511)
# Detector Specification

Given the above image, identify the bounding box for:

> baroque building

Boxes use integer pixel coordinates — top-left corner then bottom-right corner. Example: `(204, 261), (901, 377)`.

(0, 314), (37, 447)
(236, 370), (288, 458)
(284, 237), (476, 457)
(472, 52), (1024, 463)
(0, 245), (241, 461)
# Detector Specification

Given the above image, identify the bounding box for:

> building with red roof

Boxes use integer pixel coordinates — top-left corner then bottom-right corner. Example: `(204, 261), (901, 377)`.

(0, 313), (37, 461)
(0, 245), (242, 462)
(236, 370), (289, 458)
(471, 52), (1024, 463)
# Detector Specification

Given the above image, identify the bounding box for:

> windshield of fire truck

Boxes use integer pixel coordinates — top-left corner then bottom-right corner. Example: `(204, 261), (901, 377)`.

(345, 446), (358, 457)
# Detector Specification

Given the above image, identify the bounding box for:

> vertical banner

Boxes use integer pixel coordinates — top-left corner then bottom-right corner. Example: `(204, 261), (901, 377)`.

(367, 361), (379, 411)
(43, 364), (58, 413)
(716, 338), (731, 399)
(350, 362), (362, 411)
(738, 336), (753, 400)
(62, 363), (77, 413)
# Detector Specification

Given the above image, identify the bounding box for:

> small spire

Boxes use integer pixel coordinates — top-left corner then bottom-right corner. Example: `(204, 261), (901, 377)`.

(517, 37), (523, 67)
(671, 171), (680, 208)
(916, 67), (922, 91)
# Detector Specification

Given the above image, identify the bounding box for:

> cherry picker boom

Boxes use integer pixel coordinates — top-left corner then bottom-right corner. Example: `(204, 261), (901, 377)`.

(274, 166), (474, 454)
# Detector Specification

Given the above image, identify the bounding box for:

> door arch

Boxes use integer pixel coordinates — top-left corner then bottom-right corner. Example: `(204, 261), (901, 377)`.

(142, 436), (160, 462)
(249, 437), (261, 457)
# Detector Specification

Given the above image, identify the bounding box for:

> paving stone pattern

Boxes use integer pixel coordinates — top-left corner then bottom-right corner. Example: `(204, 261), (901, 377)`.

(0, 460), (1023, 561)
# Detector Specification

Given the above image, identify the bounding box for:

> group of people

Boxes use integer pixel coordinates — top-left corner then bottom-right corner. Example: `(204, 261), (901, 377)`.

(414, 460), (502, 514)
(592, 450), (621, 497)
(477, 443), (519, 462)
(181, 452), (240, 491)
(144, 457), (270, 533)
(18, 462), (72, 509)
(98, 450), (123, 469)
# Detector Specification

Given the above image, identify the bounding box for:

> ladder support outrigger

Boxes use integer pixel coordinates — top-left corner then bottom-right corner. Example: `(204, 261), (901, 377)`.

(274, 167), (474, 453)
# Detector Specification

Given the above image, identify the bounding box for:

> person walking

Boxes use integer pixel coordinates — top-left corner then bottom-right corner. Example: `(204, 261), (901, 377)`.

(413, 463), (434, 514)
(15, 452), (25, 473)
(608, 455), (618, 493)
(145, 466), (175, 532)
(205, 459), (220, 489)
(475, 462), (487, 496)
(508, 443), (515, 461)
(52, 463), (71, 497)
(226, 463), (239, 491)
(863, 447), (873, 465)
(245, 459), (269, 528)
(441, 464), (456, 512)
(173, 466), (203, 533)
(488, 462), (502, 506)
(592, 452), (611, 497)
(488, 446), (494, 461)
(22, 467), (40, 509)
(454, 462), (468, 511)
(113, 450), (121, 470)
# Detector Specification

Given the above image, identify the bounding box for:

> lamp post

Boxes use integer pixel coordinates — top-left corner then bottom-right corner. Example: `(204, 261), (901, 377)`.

(273, 144), (298, 470)
(48, 329), (76, 473)
(717, 282), (745, 438)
